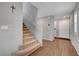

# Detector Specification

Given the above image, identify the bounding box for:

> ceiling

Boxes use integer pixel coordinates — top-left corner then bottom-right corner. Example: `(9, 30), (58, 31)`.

(31, 2), (76, 17)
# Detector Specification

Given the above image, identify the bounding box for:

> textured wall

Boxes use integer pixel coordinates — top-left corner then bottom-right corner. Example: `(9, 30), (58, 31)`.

(0, 2), (22, 56)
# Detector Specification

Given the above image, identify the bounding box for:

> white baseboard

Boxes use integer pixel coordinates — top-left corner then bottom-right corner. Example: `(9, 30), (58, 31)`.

(43, 38), (55, 41)
(71, 40), (79, 55)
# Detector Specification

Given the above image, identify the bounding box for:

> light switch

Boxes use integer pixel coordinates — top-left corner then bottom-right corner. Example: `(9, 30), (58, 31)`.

(1, 25), (8, 30)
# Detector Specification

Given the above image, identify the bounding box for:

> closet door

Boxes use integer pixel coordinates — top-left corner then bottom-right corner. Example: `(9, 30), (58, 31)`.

(43, 16), (54, 41)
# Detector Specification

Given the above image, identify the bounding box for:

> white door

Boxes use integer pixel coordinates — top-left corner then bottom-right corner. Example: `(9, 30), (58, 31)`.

(43, 16), (54, 40)
(43, 17), (50, 39)
(58, 19), (69, 38)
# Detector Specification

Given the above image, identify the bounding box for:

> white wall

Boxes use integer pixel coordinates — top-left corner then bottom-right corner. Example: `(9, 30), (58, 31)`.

(69, 13), (74, 40)
(71, 3), (79, 55)
(35, 18), (43, 46)
(23, 2), (37, 23)
(0, 2), (22, 56)
(76, 3), (79, 54)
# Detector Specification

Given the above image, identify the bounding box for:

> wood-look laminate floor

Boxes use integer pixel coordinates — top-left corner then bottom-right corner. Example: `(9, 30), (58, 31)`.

(30, 39), (78, 56)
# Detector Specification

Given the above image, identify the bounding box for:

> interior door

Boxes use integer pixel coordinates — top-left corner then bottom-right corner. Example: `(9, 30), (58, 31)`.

(43, 16), (54, 40)
(58, 19), (69, 38)
(43, 17), (49, 39)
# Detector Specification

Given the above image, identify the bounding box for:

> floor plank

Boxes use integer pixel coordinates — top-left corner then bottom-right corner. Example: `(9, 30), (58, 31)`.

(30, 39), (78, 56)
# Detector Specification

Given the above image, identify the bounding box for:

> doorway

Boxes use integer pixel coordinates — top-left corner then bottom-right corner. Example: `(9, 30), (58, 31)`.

(54, 17), (70, 39)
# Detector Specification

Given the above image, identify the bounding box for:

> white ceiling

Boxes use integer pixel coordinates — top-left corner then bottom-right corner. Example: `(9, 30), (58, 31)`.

(31, 2), (76, 17)
(31, 2), (44, 9)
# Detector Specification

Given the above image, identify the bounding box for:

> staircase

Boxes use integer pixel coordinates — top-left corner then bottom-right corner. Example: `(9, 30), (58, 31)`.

(16, 24), (41, 56)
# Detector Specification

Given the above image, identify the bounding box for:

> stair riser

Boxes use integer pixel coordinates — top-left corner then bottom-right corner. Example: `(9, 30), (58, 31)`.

(23, 27), (28, 29)
(23, 37), (34, 40)
(23, 41), (38, 49)
(23, 38), (35, 43)
(23, 34), (33, 37)
(23, 32), (31, 34)
(23, 31), (30, 32)
(23, 29), (29, 30)
(23, 35), (34, 38)
(23, 29), (29, 31)
(23, 28), (29, 29)
(23, 39), (34, 43)
(23, 33), (32, 35)
(23, 34), (33, 36)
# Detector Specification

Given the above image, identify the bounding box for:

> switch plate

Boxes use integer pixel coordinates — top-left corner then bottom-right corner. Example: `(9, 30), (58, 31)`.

(1, 25), (8, 30)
